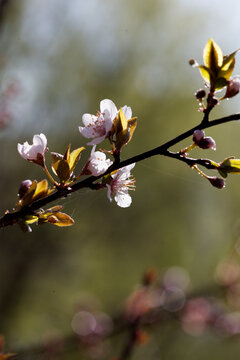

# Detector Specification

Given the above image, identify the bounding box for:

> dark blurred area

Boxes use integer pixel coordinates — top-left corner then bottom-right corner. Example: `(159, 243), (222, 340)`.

(1, 0), (240, 359)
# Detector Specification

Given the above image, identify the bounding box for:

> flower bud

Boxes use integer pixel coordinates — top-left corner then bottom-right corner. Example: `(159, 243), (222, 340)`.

(195, 89), (206, 100)
(224, 78), (240, 99)
(189, 59), (196, 66)
(193, 130), (205, 144)
(208, 176), (225, 189)
(18, 179), (32, 198)
(198, 137), (216, 150)
(193, 130), (216, 150)
(17, 133), (47, 165)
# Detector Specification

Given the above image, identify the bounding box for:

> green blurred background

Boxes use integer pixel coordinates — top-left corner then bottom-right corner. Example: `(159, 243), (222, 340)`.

(1, 0), (240, 358)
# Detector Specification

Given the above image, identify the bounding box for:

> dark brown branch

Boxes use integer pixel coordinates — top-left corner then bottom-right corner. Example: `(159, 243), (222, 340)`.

(1, 112), (240, 228)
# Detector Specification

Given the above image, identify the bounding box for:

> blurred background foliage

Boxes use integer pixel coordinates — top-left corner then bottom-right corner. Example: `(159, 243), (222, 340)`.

(1, 0), (240, 359)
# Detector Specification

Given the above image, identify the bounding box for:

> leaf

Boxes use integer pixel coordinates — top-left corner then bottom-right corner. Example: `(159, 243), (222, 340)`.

(197, 65), (211, 84)
(119, 108), (128, 133)
(224, 158), (240, 171)
(37, 207), (74, 227)
(56, 159), (70, 182)
(51, 146), (84, 182)
(69, 147), (85, 173)
(63, 144), (71, 162)
(24, 215), (39, 224)
(219, 57), (235, 82)
(114, 109), (133, 151)
(218, 157), (240, 176)
(47, 212), (75, 227)
(51, 152), (63, 176)
(203, 38), (223, 71)
(32, 179), (50, 201)
(218, 168), (228, 178)
(51, 152), (70, 182)
(126, 117), (137, 145)
(214, 77), (228, 91)
(115, 116), (137, 151)
(115, 132), (129, 151)
(17, 179), (52, 208)
(221, 50), (239, 71)
(114, 108), (128, 135)
(20, 180), (37, 206)
(47, 205), (63, 213)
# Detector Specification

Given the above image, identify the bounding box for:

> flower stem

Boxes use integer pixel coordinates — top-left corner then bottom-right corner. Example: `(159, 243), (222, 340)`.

(43, 164), (58, 186)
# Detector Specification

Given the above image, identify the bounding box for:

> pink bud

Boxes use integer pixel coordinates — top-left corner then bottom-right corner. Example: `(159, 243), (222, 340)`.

(208, 176), (225, 189)
(198, 137), (216, 150)
(224, 78), (240, 99)
(195, 89), (206, 100)
(189, 59), (196, 66)
(18, 179), (32, 198)
(193, 130), (205, 144)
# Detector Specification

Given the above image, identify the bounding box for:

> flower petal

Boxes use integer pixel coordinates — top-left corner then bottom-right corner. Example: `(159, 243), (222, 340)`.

(33, 133), (47, 149)
(17, 134), (47, 161)
(106, 184), (112, 202)
(115, 192), (132, 208)
(116, 163), (136, 180)
(82, 113), (97, 126)
(100, 99), (118, 120)
(87, 135), (107, 145)
(121, 105), (132, 120)
(88, 148), (113, 176)
(79, 126), (97, 139)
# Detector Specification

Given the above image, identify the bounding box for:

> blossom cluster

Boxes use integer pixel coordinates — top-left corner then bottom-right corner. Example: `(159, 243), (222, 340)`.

(8, 38), (240, 232)
(16, 99), (137, 231)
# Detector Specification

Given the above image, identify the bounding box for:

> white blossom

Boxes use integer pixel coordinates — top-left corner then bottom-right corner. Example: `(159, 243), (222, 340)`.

(79, 99), (117, 145)
(17, 133), (47, 163)
(107, 164), (135, 208)
(87, 146), (113, 176)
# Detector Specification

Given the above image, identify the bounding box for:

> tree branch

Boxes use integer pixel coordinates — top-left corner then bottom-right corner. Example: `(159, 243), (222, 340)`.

(1, 112), (240, 228)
